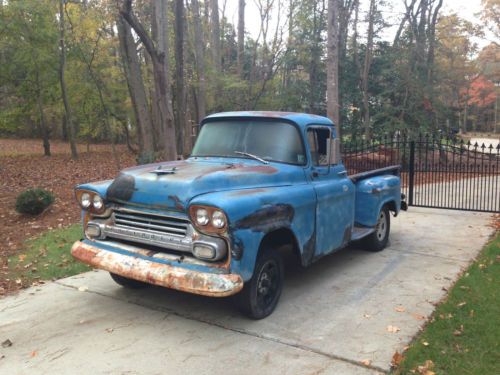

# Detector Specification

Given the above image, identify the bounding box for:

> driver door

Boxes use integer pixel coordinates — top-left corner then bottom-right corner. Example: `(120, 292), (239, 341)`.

(306, 126), (354, 257)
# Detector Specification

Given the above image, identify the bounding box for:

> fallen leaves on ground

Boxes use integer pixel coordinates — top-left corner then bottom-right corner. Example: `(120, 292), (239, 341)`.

(0, 139), (136, 296)
(391, 351), (404, 368)
(416, 359), (435, 375)
(395, 306), (406, 312)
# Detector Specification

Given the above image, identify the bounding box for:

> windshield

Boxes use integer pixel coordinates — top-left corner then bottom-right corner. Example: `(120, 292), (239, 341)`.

(191, 120), (306, 165)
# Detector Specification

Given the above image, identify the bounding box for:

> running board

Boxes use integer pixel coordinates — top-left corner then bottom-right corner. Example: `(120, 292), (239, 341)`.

(351, 226), (375, 241)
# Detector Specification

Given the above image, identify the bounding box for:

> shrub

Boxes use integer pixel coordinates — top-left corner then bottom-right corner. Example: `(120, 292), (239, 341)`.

(15, 188), (55, 215)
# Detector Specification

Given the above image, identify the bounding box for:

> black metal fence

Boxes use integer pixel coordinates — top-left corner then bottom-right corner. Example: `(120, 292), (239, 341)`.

(343, 134), (500, 213)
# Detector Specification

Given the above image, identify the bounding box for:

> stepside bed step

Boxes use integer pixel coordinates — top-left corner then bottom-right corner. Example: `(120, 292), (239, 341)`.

(351, 226), (375, 241)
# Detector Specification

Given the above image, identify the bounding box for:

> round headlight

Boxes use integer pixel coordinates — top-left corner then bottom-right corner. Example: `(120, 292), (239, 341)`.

(212, 210), (226, 228)
(196, 208), (209, 226)
(93, 194), (104, 210)
(81, 192), (91, 208)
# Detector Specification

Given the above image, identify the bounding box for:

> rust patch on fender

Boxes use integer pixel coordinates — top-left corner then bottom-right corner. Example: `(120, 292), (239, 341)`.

(234, 204), (294, 232)
(107, 174), (135, 201)
(302, 229), (316, 267)
(168, 195), (185, 211)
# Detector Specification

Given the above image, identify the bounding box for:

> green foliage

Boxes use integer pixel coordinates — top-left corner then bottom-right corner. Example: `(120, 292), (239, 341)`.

(15, 188), (55, 215)
(8, 224), (90, 284)
(395, 233), (500, 374)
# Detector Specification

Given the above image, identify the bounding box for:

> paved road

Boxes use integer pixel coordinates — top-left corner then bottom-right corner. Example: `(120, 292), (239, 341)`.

(0, 208), (495, 375)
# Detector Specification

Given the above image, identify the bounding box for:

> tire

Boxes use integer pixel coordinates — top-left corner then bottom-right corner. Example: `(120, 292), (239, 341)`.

(109, 272), (150, 289)
(361, 205), (390, 252)
(233, 247), (284, 319)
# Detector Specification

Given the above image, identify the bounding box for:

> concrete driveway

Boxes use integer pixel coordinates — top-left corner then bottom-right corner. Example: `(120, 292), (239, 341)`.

(0, 207), (495, 375)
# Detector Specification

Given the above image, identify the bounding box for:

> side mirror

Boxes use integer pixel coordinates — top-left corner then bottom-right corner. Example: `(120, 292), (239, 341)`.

(329, 138), (341, 165)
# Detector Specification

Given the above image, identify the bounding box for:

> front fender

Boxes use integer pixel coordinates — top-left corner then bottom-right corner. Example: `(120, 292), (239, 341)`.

(189, 184), (316, 281)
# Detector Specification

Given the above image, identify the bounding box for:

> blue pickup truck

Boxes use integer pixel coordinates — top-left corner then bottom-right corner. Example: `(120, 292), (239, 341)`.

(71, 112), (405, 319)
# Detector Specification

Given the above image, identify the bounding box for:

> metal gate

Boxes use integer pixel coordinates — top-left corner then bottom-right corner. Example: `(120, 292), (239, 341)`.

(343, 134), (500, 213)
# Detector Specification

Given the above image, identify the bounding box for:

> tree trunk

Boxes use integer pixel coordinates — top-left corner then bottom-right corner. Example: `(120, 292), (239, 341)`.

(174, 0), (187, 156)
(237, 0), (245, 78)
(121, 0), (177, 161)
(192, 0), (206, 122)
(210, 0), (222, 107)
(117, 15), (155, 163)
(33, 61), (51, 156)
(362, 0), (375, 139)
(426, 0), (443, 82)
(59, 0), (78, 160)
(327, 0), (340, 138)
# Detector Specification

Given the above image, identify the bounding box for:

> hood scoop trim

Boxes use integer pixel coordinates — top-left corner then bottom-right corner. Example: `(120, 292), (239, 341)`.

(150, 166), (177, 175)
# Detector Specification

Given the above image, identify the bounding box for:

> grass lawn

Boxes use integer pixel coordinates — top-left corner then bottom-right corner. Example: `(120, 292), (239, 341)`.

(8, 224), (90, 286)
(395, 232), (500, 374)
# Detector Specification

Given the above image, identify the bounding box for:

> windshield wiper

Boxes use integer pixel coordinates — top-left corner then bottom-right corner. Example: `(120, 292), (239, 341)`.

(234, 151), (269, 164)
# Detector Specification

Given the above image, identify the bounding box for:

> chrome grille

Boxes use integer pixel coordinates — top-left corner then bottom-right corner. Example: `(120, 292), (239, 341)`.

(113, 209), (190, 237)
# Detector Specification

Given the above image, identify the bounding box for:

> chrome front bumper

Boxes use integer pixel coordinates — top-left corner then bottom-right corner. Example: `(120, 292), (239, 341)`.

(71, 241), (243, 297)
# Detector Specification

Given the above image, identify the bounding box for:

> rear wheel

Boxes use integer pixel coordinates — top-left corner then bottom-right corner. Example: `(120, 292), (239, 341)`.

(109, 272), (150, 289)
(233, 247), (284, 319)
(361, 206), (390, 252)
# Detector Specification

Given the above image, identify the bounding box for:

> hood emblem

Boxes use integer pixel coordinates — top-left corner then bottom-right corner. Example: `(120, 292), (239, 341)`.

(150, 166), (177, 175)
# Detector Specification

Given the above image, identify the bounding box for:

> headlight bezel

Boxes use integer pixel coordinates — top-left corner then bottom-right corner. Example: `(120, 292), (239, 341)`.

(75, 189), (107, 214)
(189, 205), (228, 234)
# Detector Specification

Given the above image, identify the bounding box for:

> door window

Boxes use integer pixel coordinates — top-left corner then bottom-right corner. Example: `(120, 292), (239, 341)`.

(307, 128), (331, 166)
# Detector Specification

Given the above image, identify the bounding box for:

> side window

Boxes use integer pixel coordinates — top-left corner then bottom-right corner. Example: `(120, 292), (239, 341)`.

(307, 128), (331, 166)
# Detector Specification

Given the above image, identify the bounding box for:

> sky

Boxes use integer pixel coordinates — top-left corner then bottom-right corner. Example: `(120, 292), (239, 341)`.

(224, 0), (496, 50)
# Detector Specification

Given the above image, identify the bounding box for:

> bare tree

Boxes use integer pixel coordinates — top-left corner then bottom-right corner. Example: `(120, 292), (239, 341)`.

(120, 0), (177, 160)
(174, 0), (187, 155)
(59, 0), (78, 159)
(210, 0), (222, 107)
(116, 16), (155, 162)
(327, 0), (340, 137)
(237, 0), (245, 78)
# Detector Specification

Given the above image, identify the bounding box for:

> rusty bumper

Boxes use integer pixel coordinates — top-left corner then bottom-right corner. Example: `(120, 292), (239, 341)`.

(71, 241), (243, 297)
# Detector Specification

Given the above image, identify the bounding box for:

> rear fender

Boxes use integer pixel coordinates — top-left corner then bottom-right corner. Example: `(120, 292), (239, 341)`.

(354, 175), (401, 227)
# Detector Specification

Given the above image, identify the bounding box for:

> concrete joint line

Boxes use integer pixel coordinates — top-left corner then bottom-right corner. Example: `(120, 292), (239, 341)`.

(55, 280), (388, 373)
(385, 247), (470, 263)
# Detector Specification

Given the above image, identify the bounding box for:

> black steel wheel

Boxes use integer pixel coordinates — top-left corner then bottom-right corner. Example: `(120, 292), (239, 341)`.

(234, 247), (284, 319)
(361, 205), (390, 252)
(109, 272), (150, 289)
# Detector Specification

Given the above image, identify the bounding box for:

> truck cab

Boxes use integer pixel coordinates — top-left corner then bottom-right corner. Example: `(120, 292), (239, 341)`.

(71, 112), (404, 319)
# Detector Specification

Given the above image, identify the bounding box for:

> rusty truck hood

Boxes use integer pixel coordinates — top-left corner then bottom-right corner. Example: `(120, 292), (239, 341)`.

(103, 158), (305, 212)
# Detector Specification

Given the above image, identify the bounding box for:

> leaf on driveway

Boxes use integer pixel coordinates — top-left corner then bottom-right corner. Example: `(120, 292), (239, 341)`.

(395, 306), (406, 312)
(1, 339), (12, 348)
(77, 286), (88, 292)
(363, 314), (372, 319)
(387, 325), (400, 333)
(411, 313), (426, 320)
(30, 350), (37, 357)
(360, 359), (372, 366)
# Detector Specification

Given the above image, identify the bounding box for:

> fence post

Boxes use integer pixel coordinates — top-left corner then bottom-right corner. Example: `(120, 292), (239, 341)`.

(408, 140), (415, 206)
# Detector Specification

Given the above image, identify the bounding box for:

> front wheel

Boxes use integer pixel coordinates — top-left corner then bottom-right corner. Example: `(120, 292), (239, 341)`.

(233, 248), (284, 319)
(361, 206), (390, 252)
(109, 272), (150, 289)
